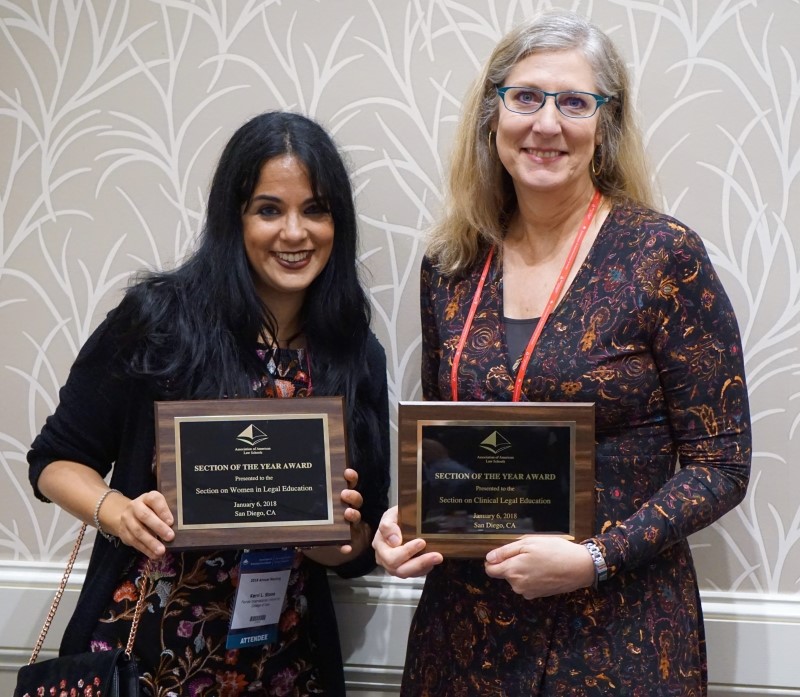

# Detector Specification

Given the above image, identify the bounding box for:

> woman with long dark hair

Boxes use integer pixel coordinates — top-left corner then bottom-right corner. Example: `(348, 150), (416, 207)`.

(28, 111), (390, 695)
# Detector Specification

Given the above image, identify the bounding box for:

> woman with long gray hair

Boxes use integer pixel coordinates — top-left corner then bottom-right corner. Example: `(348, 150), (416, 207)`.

(374, 10), (750, 695)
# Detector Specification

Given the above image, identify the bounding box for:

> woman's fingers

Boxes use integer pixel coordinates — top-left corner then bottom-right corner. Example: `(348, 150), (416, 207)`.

(341, 487), (363, 510)
(117, 491), (175, 558)
(343, 467), (359, 489)
(375, 536), (442, 578)
(372, 507), (443, 577)
(376, 505), (402, 546)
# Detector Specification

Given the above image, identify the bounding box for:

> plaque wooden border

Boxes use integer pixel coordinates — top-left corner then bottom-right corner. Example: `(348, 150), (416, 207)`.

(156, 397), (350, 550)
(398, 401), (595, 558)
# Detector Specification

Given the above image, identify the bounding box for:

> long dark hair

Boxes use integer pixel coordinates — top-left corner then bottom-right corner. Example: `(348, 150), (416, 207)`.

(111, 112), (374, 452)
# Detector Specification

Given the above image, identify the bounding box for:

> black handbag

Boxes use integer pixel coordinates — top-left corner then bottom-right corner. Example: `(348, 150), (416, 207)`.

(13, 525), (150, 697)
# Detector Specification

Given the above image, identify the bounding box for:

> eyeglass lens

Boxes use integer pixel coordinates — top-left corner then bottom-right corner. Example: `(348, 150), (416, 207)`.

(502, 88), (598, 118)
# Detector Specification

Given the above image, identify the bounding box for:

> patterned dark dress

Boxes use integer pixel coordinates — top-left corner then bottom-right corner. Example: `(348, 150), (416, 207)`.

(91, 348), (329, 696)
(402, 203), (751, 696)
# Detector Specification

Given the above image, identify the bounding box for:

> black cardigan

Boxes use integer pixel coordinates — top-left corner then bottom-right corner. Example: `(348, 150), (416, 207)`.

(28, 316), (390, 693)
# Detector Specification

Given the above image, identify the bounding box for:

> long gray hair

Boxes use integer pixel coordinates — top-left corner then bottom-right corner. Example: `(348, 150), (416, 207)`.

(428, 9), (654, 275)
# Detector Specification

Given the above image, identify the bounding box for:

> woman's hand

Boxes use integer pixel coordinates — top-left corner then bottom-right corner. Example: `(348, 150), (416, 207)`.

(483, 536), (596, 599)
(37, 460), (175, 560)
(103, 490), (175, 559)
(303, 467), (369, 565)
(372, 505), (443, 578)
(338, 467), (366, 555)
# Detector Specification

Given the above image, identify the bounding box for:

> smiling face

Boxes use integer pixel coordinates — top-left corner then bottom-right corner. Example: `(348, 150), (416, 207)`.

(493, 49), (601, 201)
(241, 155), (334, 319)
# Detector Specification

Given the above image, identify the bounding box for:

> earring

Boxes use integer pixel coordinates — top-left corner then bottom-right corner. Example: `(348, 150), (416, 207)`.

(591, 145), (604, 177)
(488, 130), (495, 150)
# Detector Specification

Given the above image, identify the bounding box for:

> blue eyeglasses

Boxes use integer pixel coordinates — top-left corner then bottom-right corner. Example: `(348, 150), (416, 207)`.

(496, 86), (613, 118)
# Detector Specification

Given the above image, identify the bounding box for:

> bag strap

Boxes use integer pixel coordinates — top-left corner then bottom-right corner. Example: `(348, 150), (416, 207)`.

(28, 523), (151, 664)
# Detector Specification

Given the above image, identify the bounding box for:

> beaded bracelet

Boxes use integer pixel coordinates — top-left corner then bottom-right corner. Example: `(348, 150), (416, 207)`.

(583, 540), (608, 587)
(93, 488), (122, 544)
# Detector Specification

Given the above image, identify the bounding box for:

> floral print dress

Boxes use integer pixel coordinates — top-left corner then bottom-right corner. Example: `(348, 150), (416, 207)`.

(401, 203), (751, 696)
(91, 348), (325, 697)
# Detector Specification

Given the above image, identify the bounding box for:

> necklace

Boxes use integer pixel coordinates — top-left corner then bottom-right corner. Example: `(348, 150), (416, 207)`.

(450, 189), (602, 402)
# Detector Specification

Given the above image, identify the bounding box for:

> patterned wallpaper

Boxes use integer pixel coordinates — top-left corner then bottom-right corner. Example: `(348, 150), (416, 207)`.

(1, 0), (798, 595)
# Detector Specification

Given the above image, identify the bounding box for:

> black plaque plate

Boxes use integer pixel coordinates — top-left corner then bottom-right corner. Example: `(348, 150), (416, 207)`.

(156, 397), (350, 549)
(398, 401), (595, 558)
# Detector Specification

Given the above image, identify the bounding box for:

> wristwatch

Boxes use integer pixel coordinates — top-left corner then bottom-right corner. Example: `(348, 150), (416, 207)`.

(583, 540), (608, 587)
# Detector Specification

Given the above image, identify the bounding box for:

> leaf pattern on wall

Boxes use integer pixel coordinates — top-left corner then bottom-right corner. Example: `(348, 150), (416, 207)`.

(1, 0), (798, 592)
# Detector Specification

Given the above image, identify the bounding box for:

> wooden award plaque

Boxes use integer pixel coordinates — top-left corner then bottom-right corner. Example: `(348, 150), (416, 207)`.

(156, 397), (350, 550)
(397, 401), (595, 558)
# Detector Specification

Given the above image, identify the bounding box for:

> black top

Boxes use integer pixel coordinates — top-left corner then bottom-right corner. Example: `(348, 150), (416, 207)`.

(503, 316), (538, 370)
(28, 316), (390, 695)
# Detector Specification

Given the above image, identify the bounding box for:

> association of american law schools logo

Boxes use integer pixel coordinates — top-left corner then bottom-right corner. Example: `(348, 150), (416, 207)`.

(479, 431), (512, 455)
(236, 424), (269, 446)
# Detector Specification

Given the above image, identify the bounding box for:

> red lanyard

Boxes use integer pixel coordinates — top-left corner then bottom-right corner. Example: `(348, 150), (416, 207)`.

(450, 189), (602, 402)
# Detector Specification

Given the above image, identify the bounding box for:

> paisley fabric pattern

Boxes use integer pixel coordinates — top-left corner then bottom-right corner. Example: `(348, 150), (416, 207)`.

(92, 348), (325, 696)
(403, 203), (751, 696)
